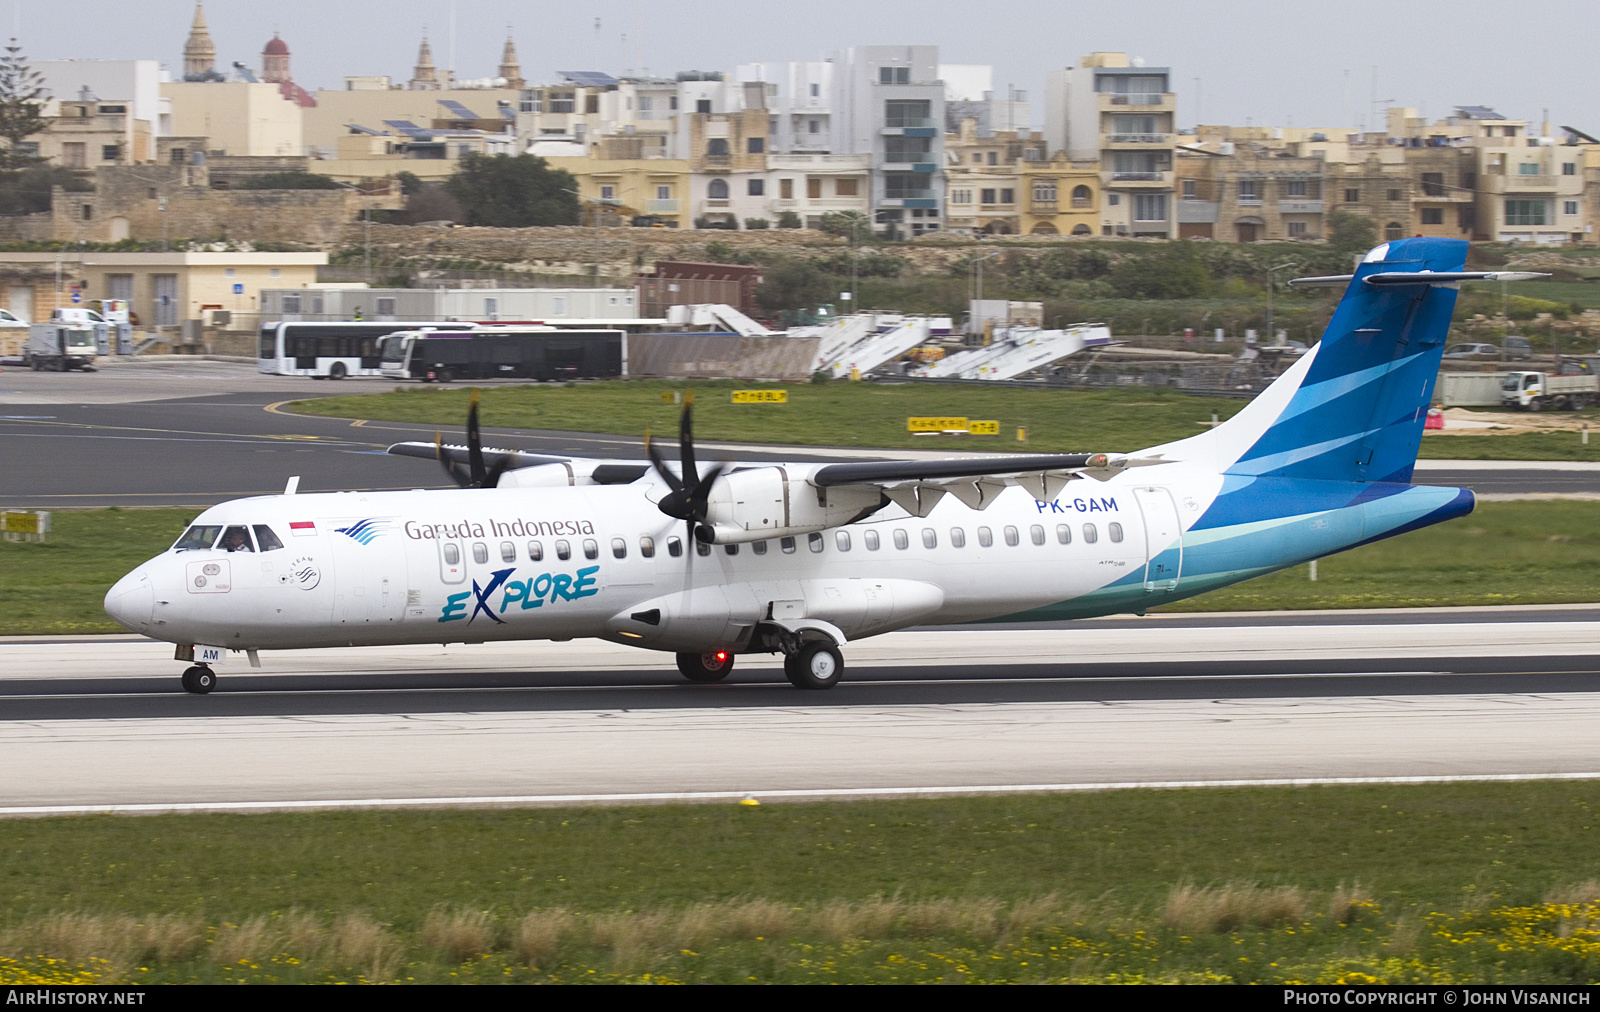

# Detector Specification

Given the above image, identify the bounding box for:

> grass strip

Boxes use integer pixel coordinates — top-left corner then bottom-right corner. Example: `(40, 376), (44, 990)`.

(2, 783), (1599, 983)
(1, 501), (1596, 635)
(288, 379), (1600, 461)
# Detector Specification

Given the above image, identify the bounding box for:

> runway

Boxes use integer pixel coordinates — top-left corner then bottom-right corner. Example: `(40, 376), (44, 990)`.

(2, 615), (1597, 812)
(1, 360), (1597, 507)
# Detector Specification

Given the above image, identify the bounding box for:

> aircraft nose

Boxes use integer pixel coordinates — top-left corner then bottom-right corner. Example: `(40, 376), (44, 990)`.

(104, 567), (154, 633)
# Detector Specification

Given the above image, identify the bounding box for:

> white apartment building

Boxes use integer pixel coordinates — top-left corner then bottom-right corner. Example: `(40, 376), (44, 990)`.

(1044, 53), (1177, 238)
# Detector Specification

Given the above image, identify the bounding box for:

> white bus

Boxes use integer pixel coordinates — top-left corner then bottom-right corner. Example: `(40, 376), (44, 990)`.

(257, 321), (477, 379)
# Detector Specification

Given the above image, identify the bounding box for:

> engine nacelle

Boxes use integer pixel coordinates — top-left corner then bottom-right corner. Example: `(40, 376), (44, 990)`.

(699, 466), (883, 544)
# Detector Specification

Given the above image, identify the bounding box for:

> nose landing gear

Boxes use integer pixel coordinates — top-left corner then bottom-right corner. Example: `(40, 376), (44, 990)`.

(180, 665), (216, 695)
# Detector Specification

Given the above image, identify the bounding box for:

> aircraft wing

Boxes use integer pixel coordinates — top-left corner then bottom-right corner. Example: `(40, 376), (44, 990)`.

(389, 441), (569, 470)
(805, 452), (1166, 516)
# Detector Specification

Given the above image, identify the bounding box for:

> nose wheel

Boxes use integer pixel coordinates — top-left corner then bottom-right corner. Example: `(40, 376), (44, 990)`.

(180, 665), (216, 695)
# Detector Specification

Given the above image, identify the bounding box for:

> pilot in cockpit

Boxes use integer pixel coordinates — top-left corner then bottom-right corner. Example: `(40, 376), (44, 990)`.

(220, 527), (254, 553)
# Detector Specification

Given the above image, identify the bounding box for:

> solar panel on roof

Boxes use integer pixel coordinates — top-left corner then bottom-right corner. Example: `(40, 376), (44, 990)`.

(346, 124), (383, 135)
(439, 99), (481, 120)
(384, 119), (432, 139)
(559, 71), (618, 88)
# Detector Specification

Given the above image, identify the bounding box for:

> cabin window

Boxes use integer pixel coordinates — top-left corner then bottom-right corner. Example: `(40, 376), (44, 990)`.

(1082, 523), (1098, 544)
(527, 541), (543, 561)
(500, 541), (517, 563)
(973, 526), (992, 547)
(1056, 524), (1072, 545)
(442, 544), (460, 565)
(696, 539), (711, 556)
(667, 536), (683, 557)
(472, 543), (489, 564)
(639, 536), (655, 558)
(556, 540), (571, 560)
(752, 540), (767, 555)
(583, 539), (598, 560)
(808, 532), (825, 553)
(780, 536), (796, 554)
(174, 525), (222, 551)
(864, 530), (880, 551)
(950, 527), (965, 548)
(921, 528), (937, 549)
(1030, 525), (1046, 546)
(220, 526), (255, 553)
(252, 525), (285, 552)
(612, 538), (628, 559)
(1109, 522), (1124, 543)
(893, 529), (909, 550)
(724, 543), (739, 555)
(836, 531), (851, 551)
(1003, 526), (1020, 547)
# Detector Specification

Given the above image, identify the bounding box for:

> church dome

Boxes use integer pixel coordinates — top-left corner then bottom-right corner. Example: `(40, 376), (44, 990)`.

(263, 35), (289, 56)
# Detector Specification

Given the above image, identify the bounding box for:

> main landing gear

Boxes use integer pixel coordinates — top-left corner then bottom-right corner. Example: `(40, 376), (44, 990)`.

(180, 665), (216, 695)
(784, 642), (844, 690)
(676, 650), (735, 683)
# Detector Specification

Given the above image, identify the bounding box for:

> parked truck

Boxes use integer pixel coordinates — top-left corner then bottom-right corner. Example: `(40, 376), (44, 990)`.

(1500, 370), (1598, 410)
(24, 323), (97, 371)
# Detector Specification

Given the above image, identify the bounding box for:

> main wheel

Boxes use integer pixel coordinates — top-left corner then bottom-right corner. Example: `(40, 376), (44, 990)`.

(437, 368), (455, 384)
(784, 642), (844, 690)
(329, 361), (347, 380)
(676, 650), (734, 683)
(1528, 397), (1545, 412)
(180, 665), (216, 695)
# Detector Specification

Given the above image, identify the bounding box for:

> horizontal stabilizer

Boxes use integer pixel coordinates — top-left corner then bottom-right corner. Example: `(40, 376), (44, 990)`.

(1288, 271), (1549, 288)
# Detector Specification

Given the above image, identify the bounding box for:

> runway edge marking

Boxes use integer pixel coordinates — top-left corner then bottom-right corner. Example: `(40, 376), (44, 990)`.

(7, 771), (1600, 817)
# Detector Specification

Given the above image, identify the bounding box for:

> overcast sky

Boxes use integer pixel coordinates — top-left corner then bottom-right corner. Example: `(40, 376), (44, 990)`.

(13, 0), (1598, 134)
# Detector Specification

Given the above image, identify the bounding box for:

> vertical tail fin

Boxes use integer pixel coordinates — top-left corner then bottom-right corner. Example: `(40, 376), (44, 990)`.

(1159, 237), (1468, 484)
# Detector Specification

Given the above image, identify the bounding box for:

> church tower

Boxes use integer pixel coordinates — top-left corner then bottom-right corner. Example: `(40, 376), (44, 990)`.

(409, 36), (441, 91)
(498, 35), (525, 90)
(262, 34), (291, 85)
(182, 1), (216, 79)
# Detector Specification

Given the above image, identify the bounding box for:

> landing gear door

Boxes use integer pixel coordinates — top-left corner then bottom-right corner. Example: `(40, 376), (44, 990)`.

(1134, 486), (1183, 593)
(439, 541), (466, 584)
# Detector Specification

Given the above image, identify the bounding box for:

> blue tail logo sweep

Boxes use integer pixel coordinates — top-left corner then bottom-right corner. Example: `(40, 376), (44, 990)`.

(1230, 236), (1467, 485)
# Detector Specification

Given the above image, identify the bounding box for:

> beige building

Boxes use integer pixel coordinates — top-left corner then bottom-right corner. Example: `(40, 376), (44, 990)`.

(944, 124), (1099, 235)
(547, 157), (692, 228)
(162, 81), (304, 156)
(34, 99), (153, 168)
(306, 87), (521, 156)
(0, 251), (324, 330)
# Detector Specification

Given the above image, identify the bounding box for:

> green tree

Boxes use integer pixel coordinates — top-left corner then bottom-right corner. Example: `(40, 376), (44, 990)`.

(394, 171), (424, 196)
(753, 259), (832, 314)
(0, 165), (91, 215)
(442, 153), (580, 227)
(0, 38), (47, 170)
(818, 210), (871, 241)
(1107, 247), (1212, 299)
(1327, 209), (1378, 255)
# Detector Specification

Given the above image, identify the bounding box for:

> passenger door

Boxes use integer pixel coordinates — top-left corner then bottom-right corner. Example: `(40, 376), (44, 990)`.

(1134, 486), (1183, 594)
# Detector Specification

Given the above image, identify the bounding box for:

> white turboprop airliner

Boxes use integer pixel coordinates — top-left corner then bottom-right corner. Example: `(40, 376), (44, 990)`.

(104, 238), (1544, 694)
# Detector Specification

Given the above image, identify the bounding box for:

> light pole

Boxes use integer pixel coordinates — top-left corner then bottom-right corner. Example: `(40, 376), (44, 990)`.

(1264, 260), (1299, 345)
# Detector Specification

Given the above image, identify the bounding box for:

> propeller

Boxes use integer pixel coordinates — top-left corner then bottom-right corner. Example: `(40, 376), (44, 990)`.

(436, 389), (511, 489)
(645, 391), (725, 543)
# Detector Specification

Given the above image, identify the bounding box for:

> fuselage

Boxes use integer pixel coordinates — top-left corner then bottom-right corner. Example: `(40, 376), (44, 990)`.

(103, 460), (1470, 656)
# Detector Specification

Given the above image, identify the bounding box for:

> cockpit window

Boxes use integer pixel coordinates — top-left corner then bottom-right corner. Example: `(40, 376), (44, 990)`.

(253, 524), (285, 552)
(219, 526), (255, 553)
(173, 525), (222, 551)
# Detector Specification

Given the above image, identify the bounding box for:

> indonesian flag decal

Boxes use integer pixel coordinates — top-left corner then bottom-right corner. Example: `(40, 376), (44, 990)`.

(289, 521), (317, 537)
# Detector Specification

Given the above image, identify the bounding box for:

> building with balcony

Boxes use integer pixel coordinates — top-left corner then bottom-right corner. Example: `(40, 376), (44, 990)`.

(943, 122), (1097, 235)
(1043, 52), (1177, 237)
(829, 45), (947, 237)
(763, 153), (872, 227)
(1174, 142), (1327, 241)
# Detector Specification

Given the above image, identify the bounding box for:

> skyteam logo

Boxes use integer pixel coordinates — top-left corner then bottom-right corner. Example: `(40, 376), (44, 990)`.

(334, 518), (391, 545)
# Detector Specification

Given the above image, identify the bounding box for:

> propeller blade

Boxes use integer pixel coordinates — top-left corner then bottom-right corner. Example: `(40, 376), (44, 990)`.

(678, 391), (698, 492)
(435, 431), (471, 488)
(643, 428), (685, 496)
(466, 390), (487, 487)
